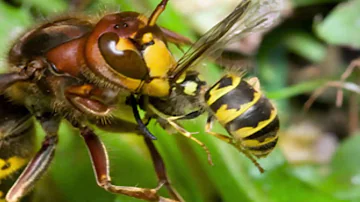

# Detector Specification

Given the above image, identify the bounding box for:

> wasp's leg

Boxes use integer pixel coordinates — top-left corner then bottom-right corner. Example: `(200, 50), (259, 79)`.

(147, 104), (213, 165)
(205, 116), (264, 173)
(78, 126), (178, 202)
(167, 110), (204, 121)
(6, 115), (61, 202)
(144, 137), (184, 202)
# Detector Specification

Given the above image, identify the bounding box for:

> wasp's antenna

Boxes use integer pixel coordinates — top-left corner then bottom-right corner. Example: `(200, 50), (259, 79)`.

(148, 0), (169, 26)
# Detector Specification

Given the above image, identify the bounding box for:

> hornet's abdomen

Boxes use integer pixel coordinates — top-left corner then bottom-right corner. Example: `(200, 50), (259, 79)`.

(205, 74), (279, 158)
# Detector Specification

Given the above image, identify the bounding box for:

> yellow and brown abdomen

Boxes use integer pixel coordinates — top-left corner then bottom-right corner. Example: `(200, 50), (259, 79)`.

(205, 74), (279, 158)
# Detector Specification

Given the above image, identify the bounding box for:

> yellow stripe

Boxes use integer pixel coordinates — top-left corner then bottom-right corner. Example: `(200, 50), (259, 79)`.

(241, 135), (278, 147)
(207, 75), (241, 106)
(215, 91), (261, 124)
(249, 149), (273, 158)
(233, 107), (278, 139)
(0, 157), (28, 180)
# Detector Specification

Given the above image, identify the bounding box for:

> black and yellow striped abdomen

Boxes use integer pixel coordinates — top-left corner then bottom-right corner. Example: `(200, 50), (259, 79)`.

(205, 74), (279, 158)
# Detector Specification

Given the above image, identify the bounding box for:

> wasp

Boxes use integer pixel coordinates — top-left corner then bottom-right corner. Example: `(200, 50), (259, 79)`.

(0, 0), (283, 201)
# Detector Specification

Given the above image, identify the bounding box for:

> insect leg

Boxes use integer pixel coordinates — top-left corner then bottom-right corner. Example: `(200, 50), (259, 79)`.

(6, 115), (61, 202)
(129, 95), (157, 140)
(144, 137), (184, 202)
(78, 126), (178, 202)
(205, 116), (264, 173)
(167, 110), (204, 121)
(147, 104), (213, 165)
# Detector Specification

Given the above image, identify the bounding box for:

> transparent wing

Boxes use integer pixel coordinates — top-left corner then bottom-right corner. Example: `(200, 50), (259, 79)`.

(169, 0), (284, 80)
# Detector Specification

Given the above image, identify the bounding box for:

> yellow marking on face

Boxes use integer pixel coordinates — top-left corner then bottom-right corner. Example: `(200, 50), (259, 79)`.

(214, 91), (261, 124)
(0, 157), (28, 180)
(207, 76), (241, 106)
(143, 38), (176, 78)
(142, 33), (154, 44)
(141, 79), (170, 97)
(232, 107), (278, 138)
(183, 81), (198, 96)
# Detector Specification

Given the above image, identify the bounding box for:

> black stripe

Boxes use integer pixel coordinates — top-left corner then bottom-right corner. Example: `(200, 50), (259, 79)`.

(245, 138), (278, 151)
(208, 79), (256, 113)
(243, 116), (279, 142)
(226, 96), (273, 132)
(205, 75), (233, 101)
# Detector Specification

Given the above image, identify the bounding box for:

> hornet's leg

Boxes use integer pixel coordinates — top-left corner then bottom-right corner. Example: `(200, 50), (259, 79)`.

(6, 114), (61, 202)
(77, 125), (178, 202)
(144, 137), (184, 202)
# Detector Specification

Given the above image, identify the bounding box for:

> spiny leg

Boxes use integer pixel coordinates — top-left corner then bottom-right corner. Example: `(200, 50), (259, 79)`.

(6, 114), (61, 202)
(77, 125), (178, 202)
(144, 137), (184, 202)
(205, 116), (264, 173)
(129, 95), (183, 201)
(147, 104), (213, 165)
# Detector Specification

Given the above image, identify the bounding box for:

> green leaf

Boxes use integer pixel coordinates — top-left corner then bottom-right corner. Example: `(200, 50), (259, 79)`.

(315, 0), (360, 48)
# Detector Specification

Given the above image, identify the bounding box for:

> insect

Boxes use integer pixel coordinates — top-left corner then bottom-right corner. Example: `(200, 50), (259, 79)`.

(0, 95), (35, 202)
(134, 0), (282, 172)
(0, 0), (282, 201)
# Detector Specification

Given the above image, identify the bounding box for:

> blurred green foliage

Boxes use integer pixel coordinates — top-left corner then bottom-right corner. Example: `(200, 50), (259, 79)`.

(1, 0), (360, 202)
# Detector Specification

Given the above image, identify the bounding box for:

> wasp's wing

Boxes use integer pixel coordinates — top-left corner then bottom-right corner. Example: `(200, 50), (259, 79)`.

(169, 0), (284, 80)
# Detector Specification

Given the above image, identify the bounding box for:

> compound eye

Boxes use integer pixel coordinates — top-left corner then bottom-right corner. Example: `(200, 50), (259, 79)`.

(98, 32), (148, 80)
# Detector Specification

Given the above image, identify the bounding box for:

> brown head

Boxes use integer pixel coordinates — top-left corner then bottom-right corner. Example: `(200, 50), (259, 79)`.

(84, 0), (176, 97)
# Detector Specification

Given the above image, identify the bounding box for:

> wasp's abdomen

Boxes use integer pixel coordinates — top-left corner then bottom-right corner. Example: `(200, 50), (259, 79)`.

(205, 74), (279, 158)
